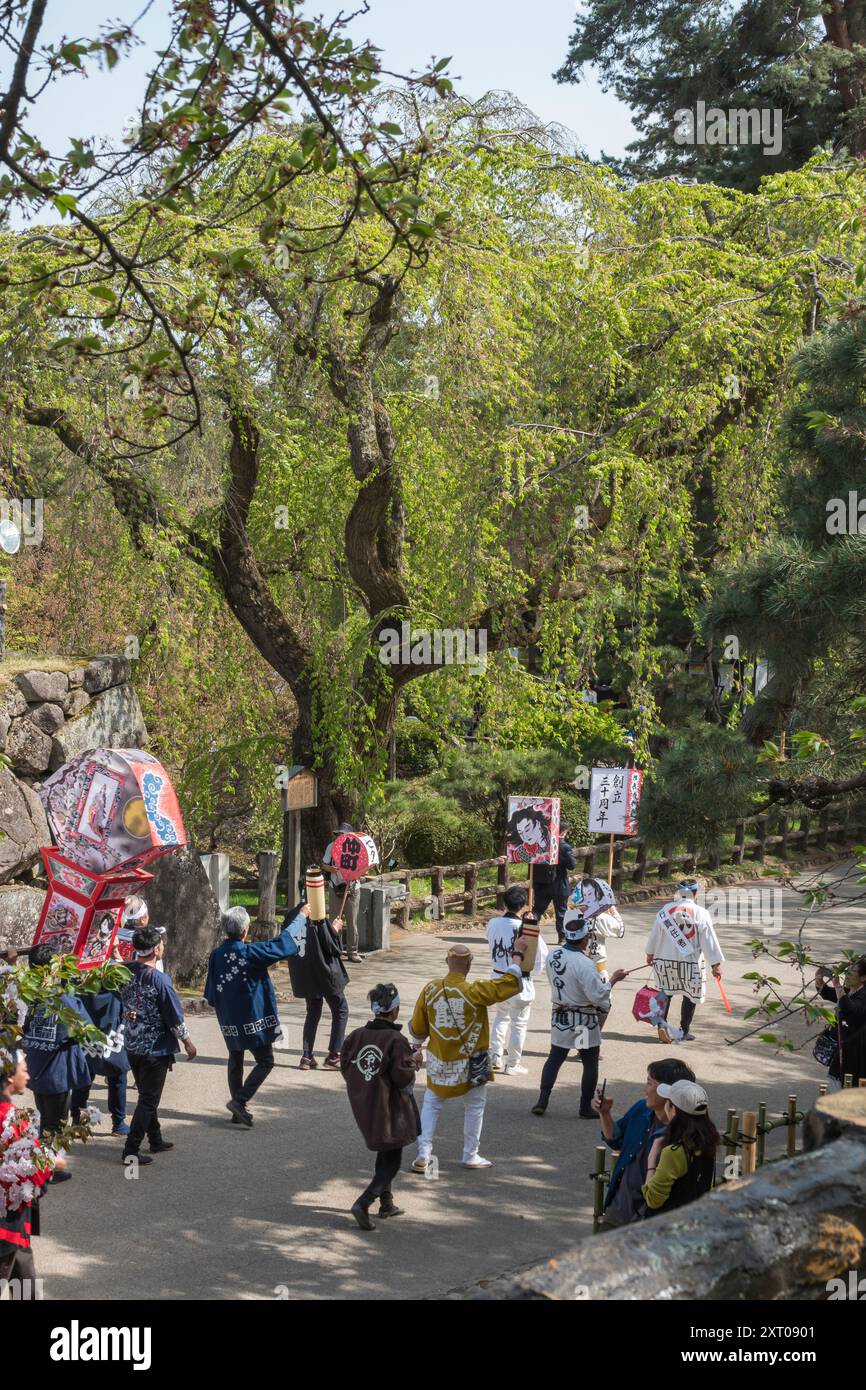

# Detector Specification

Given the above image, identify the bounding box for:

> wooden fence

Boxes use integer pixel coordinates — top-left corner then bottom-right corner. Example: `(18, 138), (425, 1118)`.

(367, 803), (866, 929)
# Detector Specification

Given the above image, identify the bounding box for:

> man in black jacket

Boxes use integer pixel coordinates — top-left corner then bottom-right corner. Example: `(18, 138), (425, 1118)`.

(285, 905), (348, 1071)
(531, 827), (576, 942)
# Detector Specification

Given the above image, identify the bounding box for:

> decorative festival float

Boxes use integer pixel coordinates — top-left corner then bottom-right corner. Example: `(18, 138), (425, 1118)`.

(32, 748), (187, 967)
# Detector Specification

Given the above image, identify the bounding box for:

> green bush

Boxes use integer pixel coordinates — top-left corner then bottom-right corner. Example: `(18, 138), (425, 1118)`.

(400, 795), (494, 867)
(558, 791), (590, 846)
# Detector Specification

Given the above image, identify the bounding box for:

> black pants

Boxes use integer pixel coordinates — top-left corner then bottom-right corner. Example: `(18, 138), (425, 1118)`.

(125, 1054), (171, 1153)
(663, 995), (697, 1033)
(540, 1043), (600, 1112)
(32, 1091), (70, 1141)
(227, 1044), (275, 1105)
(71, 1064), (128, 1128)
(0, 1244), (38, 1297)
(360, 1147), (402, 1207)
(303, 994), (348, 1058)
(532, 886), (568, 939)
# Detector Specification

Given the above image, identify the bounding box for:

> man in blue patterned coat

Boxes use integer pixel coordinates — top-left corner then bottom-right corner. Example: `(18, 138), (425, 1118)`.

(205, 903), (308, 1127)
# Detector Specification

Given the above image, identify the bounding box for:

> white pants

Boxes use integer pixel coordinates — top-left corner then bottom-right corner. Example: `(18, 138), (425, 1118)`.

(490, 997), (531, 1067)
(418, 1087), (487, 1163)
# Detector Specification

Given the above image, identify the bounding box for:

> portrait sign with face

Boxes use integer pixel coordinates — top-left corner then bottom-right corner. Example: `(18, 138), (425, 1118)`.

(505, 796), (560, 865)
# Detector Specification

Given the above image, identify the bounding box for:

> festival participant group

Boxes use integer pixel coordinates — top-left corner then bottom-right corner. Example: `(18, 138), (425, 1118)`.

(4, 820), (865, 1293)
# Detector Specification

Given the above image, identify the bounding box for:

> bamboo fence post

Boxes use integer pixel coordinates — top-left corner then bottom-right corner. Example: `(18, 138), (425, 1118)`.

(464, 863), (477, 917)
(496, 859), (508, 910)
(592, 1146), (608, 1234)
(741, 1111), (758, 1176)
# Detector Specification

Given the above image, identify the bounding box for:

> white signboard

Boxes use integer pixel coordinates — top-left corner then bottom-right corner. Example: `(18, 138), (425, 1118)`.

(589, 767), (643, 835)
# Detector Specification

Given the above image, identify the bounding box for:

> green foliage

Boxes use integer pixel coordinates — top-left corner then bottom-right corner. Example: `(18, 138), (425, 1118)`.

(638, 725), (758, 851)
(382, 790), (494, 867)
(555, 1), (856, 190)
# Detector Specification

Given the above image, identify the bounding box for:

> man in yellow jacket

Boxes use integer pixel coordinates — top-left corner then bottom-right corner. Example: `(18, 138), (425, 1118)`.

(409, 938), (527, 1172)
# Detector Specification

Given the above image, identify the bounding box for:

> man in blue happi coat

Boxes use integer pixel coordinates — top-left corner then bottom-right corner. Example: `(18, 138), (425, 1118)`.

(71, 944), (131, 1137)
(23, 943), (93, 1181)
(205, 903), (309, 1127)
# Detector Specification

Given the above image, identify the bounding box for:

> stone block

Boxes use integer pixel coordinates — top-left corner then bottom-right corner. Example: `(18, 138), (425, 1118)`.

(0, 766), (51, 884)
(29, 701), (65, 735)
(15, 669), (69, 704)
(49, 683), (148, 769)
(6, 717), (53, 776)
(83, 653), (131, 694)
(0, 884), (45, 950)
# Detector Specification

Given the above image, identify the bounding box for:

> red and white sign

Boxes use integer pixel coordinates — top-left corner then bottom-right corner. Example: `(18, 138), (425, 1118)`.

(589, 768), (643, 835)
(330, 832), (379, 882)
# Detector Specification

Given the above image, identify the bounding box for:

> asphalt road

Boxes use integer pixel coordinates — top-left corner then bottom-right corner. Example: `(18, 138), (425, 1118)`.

(34, 862), (866, 1301)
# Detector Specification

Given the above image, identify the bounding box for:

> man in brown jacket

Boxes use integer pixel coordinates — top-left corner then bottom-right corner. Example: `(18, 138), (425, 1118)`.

(340, 982), (422, 1231)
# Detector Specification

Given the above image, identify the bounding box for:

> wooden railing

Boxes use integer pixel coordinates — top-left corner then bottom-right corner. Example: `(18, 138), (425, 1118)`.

(367, 803), (866, 928)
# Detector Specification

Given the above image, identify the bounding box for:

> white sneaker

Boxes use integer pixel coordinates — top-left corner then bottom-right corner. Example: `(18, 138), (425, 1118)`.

(504, 1064), (528, 1075)
(412, 1155), (431, 1174)
(462, 1154), (492, 1169)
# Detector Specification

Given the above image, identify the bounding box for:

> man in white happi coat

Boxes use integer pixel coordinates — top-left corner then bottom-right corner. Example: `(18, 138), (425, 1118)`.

(530, 918), (626, 1117)
(645, 879), (724, 1042)
(487, 888), (548, 1075)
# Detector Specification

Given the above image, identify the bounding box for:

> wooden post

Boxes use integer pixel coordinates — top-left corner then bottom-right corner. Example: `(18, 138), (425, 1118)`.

(527, 862), (534, 914)
(757, 1101), (767, 1167)
(496, 859), (508, 911)
(283, 808), (302, 908)
(818, 808), (829, 850)
(741, 1111), (758, 1176)
(732, 820), (745, 865)
(786, 1094), (797, 1156)
(592, 1145), (608, 1234)
(800, 813), (811, 852)
(755, 817), (767, 863)
(255, 850), (278, 939)
(398, 872), (411, 929)
(612, 839), (624, 892)
(583, 849), (596, 877)
(606, 833), (614, 883)
(464, 863), (477, 918)
(431, 867), (445, 922)
(634, 838), (647, 885)
(723, 1110), (739, 1179)
(658, 846), (670, 881)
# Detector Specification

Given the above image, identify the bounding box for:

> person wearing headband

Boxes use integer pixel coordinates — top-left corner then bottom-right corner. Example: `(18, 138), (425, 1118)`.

(641, 1079), (719, 1216)
(488, 893), (548, 1075)
(0, 1048), (63, 1298)
(340, 982), (422, 1230)
(531, 919), (626, 1119)
(121, 897), (166, 973)
(408, 934), (528, 1174)
(205, 902), (308, 1127)
(645, 879), (724, 1042)
(118, 926), (197, 1168)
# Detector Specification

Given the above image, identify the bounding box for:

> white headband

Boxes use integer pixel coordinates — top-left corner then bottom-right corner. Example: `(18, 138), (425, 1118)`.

(371, 993), (399, 1015)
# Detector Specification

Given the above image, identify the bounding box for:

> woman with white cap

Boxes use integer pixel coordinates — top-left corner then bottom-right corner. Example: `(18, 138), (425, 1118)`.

(641, 1078), (719, 1216)
(531, 918), (626, 1118)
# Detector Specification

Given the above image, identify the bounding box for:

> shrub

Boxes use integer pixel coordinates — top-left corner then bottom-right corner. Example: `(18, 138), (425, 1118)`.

(400, 795), (494, 867)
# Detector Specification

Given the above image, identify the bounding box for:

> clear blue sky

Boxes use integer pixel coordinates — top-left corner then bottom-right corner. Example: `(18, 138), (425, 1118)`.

(22, 0), (635, 162)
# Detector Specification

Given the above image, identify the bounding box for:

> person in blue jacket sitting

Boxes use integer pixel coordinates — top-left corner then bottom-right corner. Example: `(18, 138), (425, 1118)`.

(23, 943), (92, 1183)
(205, 903), (309, 1128)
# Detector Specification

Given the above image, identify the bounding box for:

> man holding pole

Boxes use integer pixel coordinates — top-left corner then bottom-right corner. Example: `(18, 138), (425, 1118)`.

(645, 879), (724, 1042)
(324, 822), (364, 963)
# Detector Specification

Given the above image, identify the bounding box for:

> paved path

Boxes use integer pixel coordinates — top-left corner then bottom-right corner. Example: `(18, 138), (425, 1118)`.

(36, 865), (866, 1300)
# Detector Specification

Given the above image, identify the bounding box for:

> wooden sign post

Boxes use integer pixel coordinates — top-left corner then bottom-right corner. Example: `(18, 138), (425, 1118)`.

(279, 766), (319, 908)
